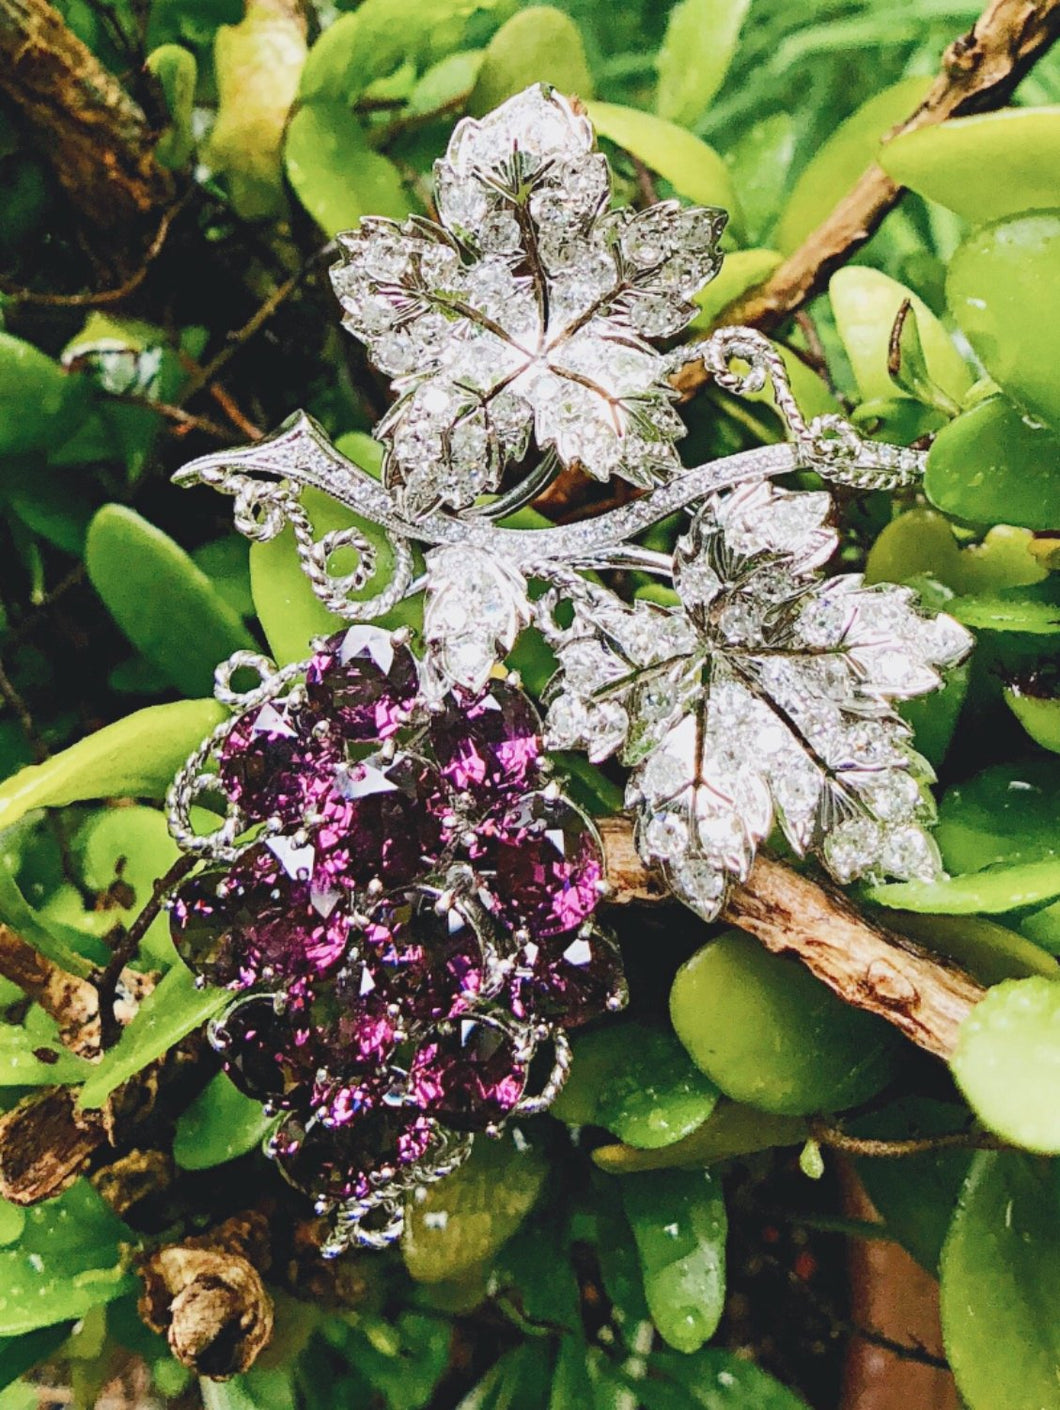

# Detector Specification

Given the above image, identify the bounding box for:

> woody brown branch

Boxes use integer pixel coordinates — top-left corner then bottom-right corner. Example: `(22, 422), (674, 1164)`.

(673, 0), (1060, 374)
(599, 817), (983, 1059)
(0, 0), (176, 269)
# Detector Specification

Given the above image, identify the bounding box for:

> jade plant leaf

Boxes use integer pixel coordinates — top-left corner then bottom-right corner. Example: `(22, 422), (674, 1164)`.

(868, 861), (1060, 916)
(0, 699), (225, 833)
(284, 102), (410, 238)
(941, 1152), (1060, 1410)
(468, 7), (592, 115)
(0, 1182), (136, 1336)
(174, 1072), (278, 1170)
(654, 0), (750, 129)
(934, 761), (1060, 875)
(79, 964), (228, 1110)
(880, 107), (1060, 228)
(670, 931), (900, 1115)
(402, 1130), (548, 1283)
(551, 1021), (719, 1149)
(86, 505), (254, 696)
(586, 101), (736, 214)
(621, 1168), (727, 1354)
(946, 212), (1060, 430)
(644, 1347), (811, 1409)
(0, 331), (89, 455)
(1004, 686), (1060, 754)
(951, 978), (1060, 1152)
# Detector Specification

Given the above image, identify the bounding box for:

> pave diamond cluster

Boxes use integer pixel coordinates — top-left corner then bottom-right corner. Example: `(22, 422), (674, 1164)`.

(167, 628), (623, 1252)
(168, 83), (975, 1250)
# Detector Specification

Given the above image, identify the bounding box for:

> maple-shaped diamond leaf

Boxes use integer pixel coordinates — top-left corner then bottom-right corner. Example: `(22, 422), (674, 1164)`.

(329, 85), (726, 514)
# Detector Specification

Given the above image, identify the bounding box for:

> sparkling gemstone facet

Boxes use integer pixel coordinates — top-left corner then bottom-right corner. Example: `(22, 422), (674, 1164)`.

(408, 1016), (528, 1131)
(272, 1107), (434, 1203)
(490, 794), (604, 937)
(314, 753), (445, 888)
(213, 994), (315, 1107)
(430, 682), (542, 797)
(218, 700), (336, 824)
(306, 625), (419, 741)
(509, 927), (625, 1026)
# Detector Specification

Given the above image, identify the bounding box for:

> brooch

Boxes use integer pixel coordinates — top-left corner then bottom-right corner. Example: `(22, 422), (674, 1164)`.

(165, 84), (972, 1253)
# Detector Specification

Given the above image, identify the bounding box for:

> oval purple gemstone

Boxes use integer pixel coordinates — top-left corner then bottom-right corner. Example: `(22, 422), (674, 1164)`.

(489, 794), (604, 938)
(305, 625), (419, 742)
(429, 682), (542, 798)
(218, 699), (337, 825)
(361, 892), (484, 1022)
(408, 1016), (527, 1132)
(314, 752), (445, 889)
(509, 927), (626, 1028)
(213, 994), (317, 1107)
(170, 841), (353, 988)
(271, 1106), (434, 1203)
(306, 974), (401, 1073)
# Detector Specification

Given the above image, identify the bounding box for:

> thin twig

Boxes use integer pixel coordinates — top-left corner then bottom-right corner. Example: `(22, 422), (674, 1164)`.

(599, 817), (984, 1059)
(672, 0), (1060, 379)
(0, 655), (47, 764)
(94, 853), (196, 1047)
(809, 1117), (1007, 1159)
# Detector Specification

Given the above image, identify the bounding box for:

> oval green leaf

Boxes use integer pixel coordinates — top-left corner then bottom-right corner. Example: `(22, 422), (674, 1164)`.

(670, 930), (900, 1115)
(174, 1071), (277, 1169)
(947, 212), (1060, 430)
(0, 699), (225, 833)
(654, 0), (750, 128)
(284, 101), (410, 238)
(692, 248), (781, 330)
(1005, 686), (1060, 754)
(79, 805), (184, 966)
(941, 1151), (1060, 1410)
(935, 761), (1060, 875)
(468, 8), (592, 116)
(0, 331), (89, 455)
(593, 1102), (806, 1175)
(79, 964), (228, 1110)
(881, 107), (1060, 227)
(402, 1130), (547, 1283)
(86, 505), (254, 697)
(952, 978), (1060, 1152)
(586, 101), (735, 214)
(868, 860), (1060, 915)
(830, 265), (971, 405)
(774, 76), (932, 253)
(621, 1168), (726, 1354)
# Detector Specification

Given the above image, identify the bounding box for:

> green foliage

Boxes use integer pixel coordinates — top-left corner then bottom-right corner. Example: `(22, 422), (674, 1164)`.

(2, 1), (1060, 1405)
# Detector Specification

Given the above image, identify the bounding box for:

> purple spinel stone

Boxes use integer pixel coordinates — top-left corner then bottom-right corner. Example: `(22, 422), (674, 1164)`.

(315, 752), (445, 888)
(218, 700), (336, 824)
(491, 794), (604, 937)
(408, 1016), (527, 1131)
(361, 892), (484, 1021)
(305, 625), (419, 742)
(308, 975), (401, 1072)
(509, 927), (626, 1027)
(213, 994), (316, 1107)
(430, 683), (542, 798)
(272, 1107), (434, 1203)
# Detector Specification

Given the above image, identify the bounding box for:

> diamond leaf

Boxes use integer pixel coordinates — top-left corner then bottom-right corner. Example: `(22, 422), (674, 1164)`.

(421, 544), (530, 697)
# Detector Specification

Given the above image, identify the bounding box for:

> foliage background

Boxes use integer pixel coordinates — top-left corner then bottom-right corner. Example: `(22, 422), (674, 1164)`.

(1, 0), (1060, 1407)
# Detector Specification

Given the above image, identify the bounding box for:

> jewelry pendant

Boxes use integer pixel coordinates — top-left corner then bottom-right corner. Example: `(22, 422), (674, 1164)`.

(166, 84), (972, 1253)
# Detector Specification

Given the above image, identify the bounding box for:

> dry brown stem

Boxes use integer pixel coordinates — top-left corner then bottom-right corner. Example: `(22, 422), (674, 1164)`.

(599, 817), (983, 1060)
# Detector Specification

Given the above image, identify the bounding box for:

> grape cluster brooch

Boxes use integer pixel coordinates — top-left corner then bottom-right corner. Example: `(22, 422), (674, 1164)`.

(166, 85), (972, 1252)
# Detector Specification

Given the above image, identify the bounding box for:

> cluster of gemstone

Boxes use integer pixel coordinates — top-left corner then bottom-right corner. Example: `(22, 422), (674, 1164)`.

(330, 84), (727, 513)
(169, 625), (624, 1245)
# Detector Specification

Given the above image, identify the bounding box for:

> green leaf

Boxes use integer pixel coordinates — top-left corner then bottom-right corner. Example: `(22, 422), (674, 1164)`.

(1005, 685), (1060, 754)
(284, 101), (410, 238)
(86, 505), (254, 696)
(78, 805), (184, 965)
(593, 1102), (806, 1175)
(866, 510), (1046, 596)
(146, 44), (197, 169)
(941, 1152), (1060, 1410)
(947, 588), (1060, 635)
(868, 860), (1060, 915)
(403, 1130), (548, 1283)
(408, 50), (485, 116)
(952, 978), (1060, 1152)
(585, 102), (736, 214)
(0, 1020), (92, 1086)
(946, 212), (1060, 430)
(654, 0), (750, 129)
(551, 1022), (719, 1149)
(0, 332), (89, 455)
(0, 699), (225, 833)
(0, 1324), (72, 1392)
(248, 485), (403, 664)
(79, 964), (228, 1110)
(192, 535), (254, 620)
(0, 1182), (135, 1335)
(934, 761), (1060, 875)
(621, 1168), (726, 1354)
(691, 248), (781, 331)
(468, 9), (592, 116)
(774, 77), (932, 254)
(884, 911), (1059, 986)
(644, 1347), (810, 1408)
(670, 930), (900, 1115)
(173, 1072), (277, 1169)
(207, 0), (307, 218)
(880, 107), (1060, 227)
(725, 113), (796, 247)
(829, 266), (971, 406)
(0, 1204), (23, 1249)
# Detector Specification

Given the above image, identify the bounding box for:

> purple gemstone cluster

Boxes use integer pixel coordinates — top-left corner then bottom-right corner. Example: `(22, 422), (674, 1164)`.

(169, 625), (625, 1242)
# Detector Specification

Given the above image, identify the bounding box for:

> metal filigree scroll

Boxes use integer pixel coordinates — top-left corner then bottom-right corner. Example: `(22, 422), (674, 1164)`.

(166, 84), (973, 1252)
